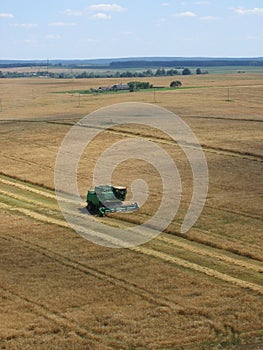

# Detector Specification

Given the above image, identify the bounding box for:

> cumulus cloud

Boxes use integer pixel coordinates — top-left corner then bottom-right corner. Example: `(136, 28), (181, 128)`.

(234, 7), (263, 15)
(89, 4), (125, 12)
(184, 37), (198, 42)
(0, 13), (14, 18)
(200, 16), (220, 20)
(63, 9), (83, 16)
(11, 23), (38, 28)
(49, 22), (77, 27)
(24, 39), (38, 45)
(91, 13), (112, 20)
(86, 38), (98, 42)
(46, 34), (61, 40)
(173, 11), (197, 17)
(195, 1), (210, 5)
(246, 35), (261, 40)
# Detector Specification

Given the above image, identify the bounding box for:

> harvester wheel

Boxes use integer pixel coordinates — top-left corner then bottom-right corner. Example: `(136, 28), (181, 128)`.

(87, 202), (95, 214)
(99, 207), (106, 217)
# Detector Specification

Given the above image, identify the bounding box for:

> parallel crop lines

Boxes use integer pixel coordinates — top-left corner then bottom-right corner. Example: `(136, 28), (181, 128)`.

(1, 175), (262, 295)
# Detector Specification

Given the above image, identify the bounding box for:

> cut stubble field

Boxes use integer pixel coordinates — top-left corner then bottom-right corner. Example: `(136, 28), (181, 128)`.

(0, 74), (263, 349)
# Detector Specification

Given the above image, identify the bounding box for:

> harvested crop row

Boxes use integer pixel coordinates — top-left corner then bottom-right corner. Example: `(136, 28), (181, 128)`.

(1, 201), (262, 295)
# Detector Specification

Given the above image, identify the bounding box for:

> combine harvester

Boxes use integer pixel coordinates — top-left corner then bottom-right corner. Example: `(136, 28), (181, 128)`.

(86, 185), (139, 217)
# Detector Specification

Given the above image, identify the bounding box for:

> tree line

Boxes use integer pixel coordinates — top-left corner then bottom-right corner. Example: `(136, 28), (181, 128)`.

(0, 68), (206, 79)
(110, 59), (263, 68)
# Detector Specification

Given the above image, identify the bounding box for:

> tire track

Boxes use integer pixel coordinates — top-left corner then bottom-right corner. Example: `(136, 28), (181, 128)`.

(52, 120), (263, 162)
(158, 236), (263, 273)
(0, 152), (54, 172)
(183, 116), (263, 123)
(0, 230), (186, 313)
(0, 177), (77, 205)
(1, 174), (262, 264)
(1, 201), (262, 295)
(0, 286), (111, 349)
(0, 177), (56, 199)
(2, 117), (262, 163)
(131, 247), (263, 295)
(0, 188), (58, 210)
(2, 185), (262, 274)
(1, 172), (262, 224)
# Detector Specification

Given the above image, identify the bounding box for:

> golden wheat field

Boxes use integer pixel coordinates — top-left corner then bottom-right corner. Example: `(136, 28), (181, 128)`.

(0, 74), (263, 349)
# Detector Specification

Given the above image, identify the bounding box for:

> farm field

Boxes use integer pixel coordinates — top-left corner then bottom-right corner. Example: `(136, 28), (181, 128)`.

(0, 74), (263, 349)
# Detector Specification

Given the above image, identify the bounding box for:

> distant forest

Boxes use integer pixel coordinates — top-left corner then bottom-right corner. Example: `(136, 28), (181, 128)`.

(0, 57), (262, 69)
(0, 57), (262, 78)
(109, 59), (263, 68)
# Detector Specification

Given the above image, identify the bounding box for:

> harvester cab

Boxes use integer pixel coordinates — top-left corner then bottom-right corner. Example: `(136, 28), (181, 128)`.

(86, 185), (139, 217)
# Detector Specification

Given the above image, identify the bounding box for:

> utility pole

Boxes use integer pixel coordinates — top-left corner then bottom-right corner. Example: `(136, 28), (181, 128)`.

(227, 87), (230, 101)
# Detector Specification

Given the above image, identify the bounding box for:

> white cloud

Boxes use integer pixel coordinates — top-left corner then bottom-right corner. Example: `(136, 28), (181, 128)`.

(63, 9), (83, 16)
(173, 11), (197, 17)
(156, 18), (167, 27)
(24, 39), (38, 45)
(46, 34), (61, 40)
(184, 37), (197, 42)
(195, 1), (210, 5)
(86, 38), (98, 43)
(246, 35), (262, 40)
(48, 22), (76, 27)
(0, 13), (14, 18)
(91, 13), (112, 20)
(161, 2), (170, 6)
(80, 37), (99, 44)
(89, 4), (125, 12)
(11, 23), (38, 28)
(234, 7), (263, 15)
(200, 16), (220, 20)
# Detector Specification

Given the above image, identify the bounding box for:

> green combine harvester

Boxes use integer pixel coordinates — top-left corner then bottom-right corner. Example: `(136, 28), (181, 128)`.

(86, 185), (139, 217)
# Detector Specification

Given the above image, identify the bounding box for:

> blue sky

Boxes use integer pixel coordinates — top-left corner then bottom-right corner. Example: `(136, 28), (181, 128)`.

(0, 0), (262, 59)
